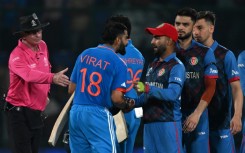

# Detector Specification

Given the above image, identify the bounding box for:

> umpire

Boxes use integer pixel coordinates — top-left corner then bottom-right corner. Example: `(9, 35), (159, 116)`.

(5, 13), (70, 153)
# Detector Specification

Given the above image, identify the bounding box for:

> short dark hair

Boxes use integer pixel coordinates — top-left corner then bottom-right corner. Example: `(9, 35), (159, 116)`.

(106, 14), (131, 38)
(176, 7), (197, 23)
(197, 11), (216, 26)
(101, 22), (127, 45)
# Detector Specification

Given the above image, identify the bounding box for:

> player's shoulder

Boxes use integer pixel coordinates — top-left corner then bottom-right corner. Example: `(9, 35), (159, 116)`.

(126, 45), (144, 60)
(239, 50), (245, 57)
(193, 40), (209, 50)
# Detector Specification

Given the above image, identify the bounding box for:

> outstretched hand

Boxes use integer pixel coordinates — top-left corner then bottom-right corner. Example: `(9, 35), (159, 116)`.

(52, 68), (70, 87)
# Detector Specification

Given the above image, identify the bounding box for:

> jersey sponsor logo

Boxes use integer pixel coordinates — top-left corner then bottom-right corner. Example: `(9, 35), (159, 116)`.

(174, 77), (182, 82)
(198, 132), (206, 135)
(189, 57), (198, 66)
(232, 70), (239, 75)
(220, 135), (228, 139)
(238, 63), (245, 67)
(158, 68), (165, 76)
(146, 67), (153, 76)
(80, 55), (111, 70)
(209, 68), (218, 74)
(146, 81), (163, 89)
(186, 72), (199, 79)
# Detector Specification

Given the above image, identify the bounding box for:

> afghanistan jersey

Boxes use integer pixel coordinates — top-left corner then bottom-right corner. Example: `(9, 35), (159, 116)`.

(238, 50), (245, 133)
(208, 41), (240, 130)
(143, 53), (185, 123)
(176, 40), (218, 111)
(70, 44), (127, 108)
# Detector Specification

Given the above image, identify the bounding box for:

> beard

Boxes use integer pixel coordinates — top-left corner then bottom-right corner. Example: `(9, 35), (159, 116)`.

(116, 41), (126, 55)
(154, 44), (167, 58)
(178, 31), (192, 41)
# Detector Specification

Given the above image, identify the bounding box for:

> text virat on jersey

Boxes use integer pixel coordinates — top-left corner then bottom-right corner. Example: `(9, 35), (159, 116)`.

(80, 55), (110, 70)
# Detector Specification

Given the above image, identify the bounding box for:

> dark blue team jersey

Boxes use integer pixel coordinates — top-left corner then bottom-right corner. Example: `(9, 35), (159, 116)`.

(208, 41), (240, 130)
(142, 53), (185, 123)
(70, 44), (127, 108)
(118, 40), (145, 99)
(176, 40), (218, 111)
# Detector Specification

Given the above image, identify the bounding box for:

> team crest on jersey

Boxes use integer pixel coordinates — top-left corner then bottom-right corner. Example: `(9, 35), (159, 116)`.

(189, 57), (198, 65)
(158, 68), (165, 76)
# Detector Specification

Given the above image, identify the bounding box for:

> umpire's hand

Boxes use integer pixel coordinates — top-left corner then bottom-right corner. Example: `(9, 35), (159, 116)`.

(52, 68), (70, 87)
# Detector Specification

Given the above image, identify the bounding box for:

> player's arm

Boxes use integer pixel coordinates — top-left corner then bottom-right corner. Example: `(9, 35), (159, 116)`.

(68, 82), (76, 94)
(183, 77), (216, 133)
(134, 63), (185, 106)
(111, 90), (134, 110)
(230, 80), (243, 134)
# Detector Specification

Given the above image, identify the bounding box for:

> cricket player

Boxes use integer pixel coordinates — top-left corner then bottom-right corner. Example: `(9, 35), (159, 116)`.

(135, 23), (185, 153)
(238, 50), (245, 153)
(193, 10), (243, 153)
(107, 15), (145, 153)
(174, 8), (218, 153)
(68, 22), (134, 153)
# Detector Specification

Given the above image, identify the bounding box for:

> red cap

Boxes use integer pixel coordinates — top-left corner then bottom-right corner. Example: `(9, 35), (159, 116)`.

(145, 23), (178, 42)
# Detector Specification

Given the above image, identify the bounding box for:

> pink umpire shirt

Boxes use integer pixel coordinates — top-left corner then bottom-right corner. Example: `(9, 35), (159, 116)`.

(6, 39), (54, 111)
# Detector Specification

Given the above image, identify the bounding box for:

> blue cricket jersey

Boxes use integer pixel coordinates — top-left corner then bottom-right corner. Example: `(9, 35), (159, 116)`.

(117, 39), (145, 153)
(208, 41), (240, 130)
(118, 40), (145, 98)
(138, 53), (186, 122)
(238, 50), (245, 134)
(70, 44), (127, 108)
(176, 40), (218, 111)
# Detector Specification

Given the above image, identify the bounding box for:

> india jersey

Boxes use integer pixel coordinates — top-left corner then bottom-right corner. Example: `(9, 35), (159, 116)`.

(118, 40), (145, 98)
(176, 40), (218, 111)
(208, 41), (240, 130)
(238, 50), (245, 134)
(117, 39), (145, 153)
(70, 44), (127, 108)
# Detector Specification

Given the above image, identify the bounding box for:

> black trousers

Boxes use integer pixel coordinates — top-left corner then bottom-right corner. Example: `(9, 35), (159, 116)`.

(6, 107), (43, 153)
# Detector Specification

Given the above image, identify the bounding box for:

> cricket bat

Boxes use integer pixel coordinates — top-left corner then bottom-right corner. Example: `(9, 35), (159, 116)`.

(113, 110), (128, 143)
(48, 92), (74, 146)
(48, 92), (128, 145)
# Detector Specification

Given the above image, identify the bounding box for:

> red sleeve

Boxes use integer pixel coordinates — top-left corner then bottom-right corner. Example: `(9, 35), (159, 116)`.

(201, 77), (216, 104)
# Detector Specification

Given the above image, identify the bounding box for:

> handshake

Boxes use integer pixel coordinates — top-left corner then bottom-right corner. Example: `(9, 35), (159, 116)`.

(110, 96), (135, 115)
(134, 81), (149, 93)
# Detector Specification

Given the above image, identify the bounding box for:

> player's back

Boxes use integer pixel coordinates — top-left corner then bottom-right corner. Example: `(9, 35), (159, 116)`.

(71, 45), (127, 108)
(118, 40), (145, 98)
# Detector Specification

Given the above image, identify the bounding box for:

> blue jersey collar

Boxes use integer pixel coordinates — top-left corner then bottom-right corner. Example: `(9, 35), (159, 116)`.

(154, 53), (176, 62)
(210, 40), (219, 52)
(98, 44), (115, 52)
(176, 39), (197, 50)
